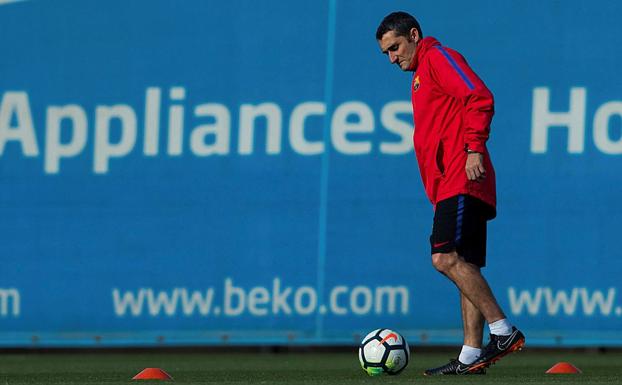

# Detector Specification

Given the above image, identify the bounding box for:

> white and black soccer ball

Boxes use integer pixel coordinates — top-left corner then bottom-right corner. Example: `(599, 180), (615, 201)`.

(358, 328), (410, 376)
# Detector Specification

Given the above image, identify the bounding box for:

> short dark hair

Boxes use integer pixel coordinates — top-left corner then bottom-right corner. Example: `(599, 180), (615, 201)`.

(375, 11), (422, 40)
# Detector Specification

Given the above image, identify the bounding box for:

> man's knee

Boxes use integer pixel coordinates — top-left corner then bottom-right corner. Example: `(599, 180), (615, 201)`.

(431, 251), (459, 274)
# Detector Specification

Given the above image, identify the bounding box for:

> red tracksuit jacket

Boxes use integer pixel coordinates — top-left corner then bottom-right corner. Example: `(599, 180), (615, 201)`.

(410, 36), (496, 211)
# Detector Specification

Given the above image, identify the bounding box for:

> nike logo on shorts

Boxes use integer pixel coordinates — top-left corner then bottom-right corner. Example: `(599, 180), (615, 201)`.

(433, 241), (450, 248)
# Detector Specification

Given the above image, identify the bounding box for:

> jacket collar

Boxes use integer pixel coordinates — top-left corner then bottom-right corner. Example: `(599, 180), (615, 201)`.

(408, 36), (441, 71)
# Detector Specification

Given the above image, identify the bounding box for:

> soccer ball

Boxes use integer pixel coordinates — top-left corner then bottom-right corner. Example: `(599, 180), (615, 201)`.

(358, 328), (410, 376)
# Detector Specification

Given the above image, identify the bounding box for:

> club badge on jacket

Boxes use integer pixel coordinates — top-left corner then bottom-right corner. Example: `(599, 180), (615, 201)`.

(413, 75), (421, 92)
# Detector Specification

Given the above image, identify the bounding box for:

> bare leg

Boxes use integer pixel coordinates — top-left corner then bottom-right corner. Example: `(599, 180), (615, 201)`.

(432, 251), (505, 323)
(461, 291), (484, 348)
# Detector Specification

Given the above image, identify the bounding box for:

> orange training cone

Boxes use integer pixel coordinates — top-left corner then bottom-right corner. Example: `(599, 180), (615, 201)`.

(545, 362), (582, 374)
(132, 368), (174, 380)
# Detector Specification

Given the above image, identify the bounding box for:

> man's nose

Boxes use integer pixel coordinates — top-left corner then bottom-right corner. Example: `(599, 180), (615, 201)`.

(389, 52), (398, 63)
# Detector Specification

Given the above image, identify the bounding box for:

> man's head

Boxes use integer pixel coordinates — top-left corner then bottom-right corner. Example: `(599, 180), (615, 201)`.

(376, 12), (422, 71)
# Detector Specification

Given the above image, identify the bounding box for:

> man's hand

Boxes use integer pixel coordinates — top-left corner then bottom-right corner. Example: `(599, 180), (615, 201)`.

(465, 152), (486, 181)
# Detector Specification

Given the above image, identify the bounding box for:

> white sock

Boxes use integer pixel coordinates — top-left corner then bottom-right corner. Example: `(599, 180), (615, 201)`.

(458, 345), (481, 364)
(489, 318), (512, 336)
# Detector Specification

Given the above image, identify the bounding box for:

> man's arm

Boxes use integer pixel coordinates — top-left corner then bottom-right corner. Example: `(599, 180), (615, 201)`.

(428, 46), (494, 181)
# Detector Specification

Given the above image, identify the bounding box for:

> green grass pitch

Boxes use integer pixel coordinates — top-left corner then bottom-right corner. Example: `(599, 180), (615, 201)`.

(0, 350), (620, 384)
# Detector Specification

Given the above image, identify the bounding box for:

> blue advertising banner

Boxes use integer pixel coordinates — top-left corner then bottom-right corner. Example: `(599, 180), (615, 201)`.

(1, 0), (621, 347)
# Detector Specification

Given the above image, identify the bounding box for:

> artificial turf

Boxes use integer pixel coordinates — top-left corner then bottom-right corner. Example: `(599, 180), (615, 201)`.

(0, 350), (620, 384)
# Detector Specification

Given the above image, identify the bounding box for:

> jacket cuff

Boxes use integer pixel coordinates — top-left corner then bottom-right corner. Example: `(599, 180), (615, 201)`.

(465, 141), (486, 154)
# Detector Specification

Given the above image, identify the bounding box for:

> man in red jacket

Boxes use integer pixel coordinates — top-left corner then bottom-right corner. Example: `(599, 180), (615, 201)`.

(376, 12), (525, 375)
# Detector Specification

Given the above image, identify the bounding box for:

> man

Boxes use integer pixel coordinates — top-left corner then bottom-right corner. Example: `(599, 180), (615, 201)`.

(376, 12), (525, 375)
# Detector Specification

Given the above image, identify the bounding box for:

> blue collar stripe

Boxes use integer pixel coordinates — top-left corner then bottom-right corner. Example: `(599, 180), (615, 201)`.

(434, 46), (475, 90)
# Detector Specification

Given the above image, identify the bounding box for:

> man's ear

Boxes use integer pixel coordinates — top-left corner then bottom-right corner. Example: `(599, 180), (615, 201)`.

(410, 27), (419, 43)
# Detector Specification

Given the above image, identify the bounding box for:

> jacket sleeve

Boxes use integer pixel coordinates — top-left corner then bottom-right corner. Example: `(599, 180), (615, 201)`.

(427, 46), (494, 153)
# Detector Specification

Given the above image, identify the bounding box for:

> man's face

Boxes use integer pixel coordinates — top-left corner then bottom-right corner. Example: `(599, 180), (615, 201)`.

(378, 30), (418, 71)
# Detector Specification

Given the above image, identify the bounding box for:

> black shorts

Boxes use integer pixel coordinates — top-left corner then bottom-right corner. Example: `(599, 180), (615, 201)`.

(430, 195), (495, 267)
